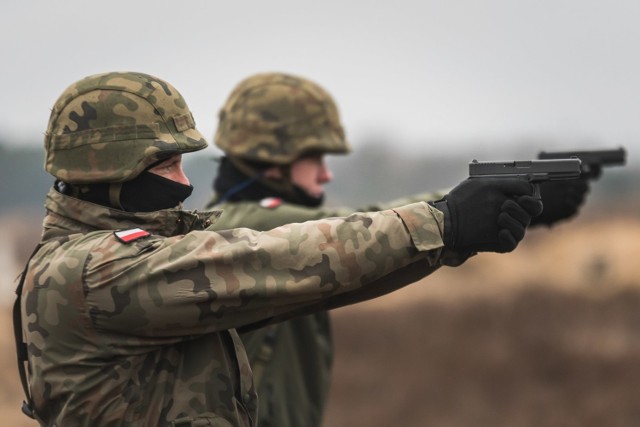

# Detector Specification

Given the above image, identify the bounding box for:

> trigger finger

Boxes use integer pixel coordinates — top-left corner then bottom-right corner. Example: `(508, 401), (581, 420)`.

(517, 195), (544, 216)
(501, 199), (531, 226)
(497, 229), (518, 253)
(498, 211), (526, 241)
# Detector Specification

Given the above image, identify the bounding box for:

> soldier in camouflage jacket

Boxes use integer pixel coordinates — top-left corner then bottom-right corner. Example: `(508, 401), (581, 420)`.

(17, 71), (542, 426)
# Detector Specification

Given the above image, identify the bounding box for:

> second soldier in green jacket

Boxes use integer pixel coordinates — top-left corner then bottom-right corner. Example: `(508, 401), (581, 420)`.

(205, 71), (592, 426)
(206, 72), (452, 427)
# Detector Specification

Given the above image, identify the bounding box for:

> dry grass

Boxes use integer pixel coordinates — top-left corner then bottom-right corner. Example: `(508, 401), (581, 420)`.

(324, 289), (640, 427)
(322, 215), (640, 427)
(359, 215), (640, 307)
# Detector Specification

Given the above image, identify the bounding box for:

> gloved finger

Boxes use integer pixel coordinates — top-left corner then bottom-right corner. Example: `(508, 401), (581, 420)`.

(516, 195), (544, 216)
(588, 165), (602, 180)
(538, 181), (561, 199)
(572, 178), (590, 193)
(501, 199), (537, 226)
(472, 178), (536, 197)
(497, 229), (518, 253)
(568, 182), (589, 203)
(552, 179), (588, 192)
(501, 199), (530, 227)
(567, 180), (589, 197)
(565, 193), (586, 207)
(498, 210), (527, 241)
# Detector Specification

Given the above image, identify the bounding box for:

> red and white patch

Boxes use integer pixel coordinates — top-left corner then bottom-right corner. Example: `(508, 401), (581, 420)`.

(114, 228), (150, 243)
(260, 197), (283, 209)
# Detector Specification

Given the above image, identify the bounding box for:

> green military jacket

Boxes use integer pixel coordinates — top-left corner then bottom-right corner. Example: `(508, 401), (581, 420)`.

(22, 187), (447, 426)
(205, 191), (447, 427)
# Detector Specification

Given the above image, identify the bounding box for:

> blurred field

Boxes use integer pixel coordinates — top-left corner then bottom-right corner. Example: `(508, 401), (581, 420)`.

(324, 289), (640, 427)
(322, 215), (640, 427)
(1, 215), (639, 426)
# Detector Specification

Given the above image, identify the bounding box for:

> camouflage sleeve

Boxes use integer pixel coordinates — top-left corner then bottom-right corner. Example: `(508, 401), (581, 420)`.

(372, 189), (450, 209)
(318, 190), (450, 217)
(84, 202), (444, 337)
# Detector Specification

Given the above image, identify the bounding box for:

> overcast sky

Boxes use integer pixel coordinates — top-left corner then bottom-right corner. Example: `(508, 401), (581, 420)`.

(1, 0), (638, 166)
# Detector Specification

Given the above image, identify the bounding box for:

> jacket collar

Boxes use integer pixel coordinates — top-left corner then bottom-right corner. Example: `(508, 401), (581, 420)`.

(41, 187), (222, 240)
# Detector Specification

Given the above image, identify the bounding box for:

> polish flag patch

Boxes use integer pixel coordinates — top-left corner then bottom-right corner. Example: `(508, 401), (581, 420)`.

(260, 197), (283, 209)
(114, 228), (150, 243)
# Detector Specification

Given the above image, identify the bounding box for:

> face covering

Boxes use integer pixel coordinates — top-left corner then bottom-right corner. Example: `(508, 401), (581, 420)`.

(291, 185), (324, 208)
(120, 170), (193, 212)
(213, 156), (324, 208)
(60, 170), (193, 212)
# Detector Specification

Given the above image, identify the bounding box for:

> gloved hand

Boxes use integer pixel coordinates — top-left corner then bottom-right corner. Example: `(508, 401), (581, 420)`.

(530, 178), (590, 227)
(585, 164), (602, 180)
(433, 178), (543, 253)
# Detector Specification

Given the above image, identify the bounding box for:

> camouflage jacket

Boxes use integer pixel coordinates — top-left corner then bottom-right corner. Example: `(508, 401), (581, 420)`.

(205, 190), (447, 427)
(22, 187), (446, 426)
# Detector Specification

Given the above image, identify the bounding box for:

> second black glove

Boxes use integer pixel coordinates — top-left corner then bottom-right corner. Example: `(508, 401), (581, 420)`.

(530, 178), (589, 227)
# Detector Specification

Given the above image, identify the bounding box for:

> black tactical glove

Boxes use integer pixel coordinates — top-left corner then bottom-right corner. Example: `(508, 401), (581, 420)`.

(530, 178), (590, 227)
(585, 164), (602, 180)
(433, 178), (543, 253)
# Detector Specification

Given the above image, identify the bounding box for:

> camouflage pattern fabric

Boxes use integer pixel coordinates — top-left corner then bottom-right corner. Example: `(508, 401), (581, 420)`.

(44, 71), (207, 184)
(214, 73), (350, 165)
(22, 187), (446, 426)
(205, 190), (447, 427)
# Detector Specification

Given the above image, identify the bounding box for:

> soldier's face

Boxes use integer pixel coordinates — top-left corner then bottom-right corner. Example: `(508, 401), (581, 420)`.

(289, 154), (333, 198)
(148, 154), (191, 186)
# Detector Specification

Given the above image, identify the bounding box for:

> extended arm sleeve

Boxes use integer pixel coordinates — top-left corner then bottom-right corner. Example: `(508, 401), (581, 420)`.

(85, 202), (444, 337)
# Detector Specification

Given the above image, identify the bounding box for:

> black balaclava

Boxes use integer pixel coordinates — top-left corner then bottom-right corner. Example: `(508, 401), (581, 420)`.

(58, 170), (193, 212)
(212, 156), (324, 208)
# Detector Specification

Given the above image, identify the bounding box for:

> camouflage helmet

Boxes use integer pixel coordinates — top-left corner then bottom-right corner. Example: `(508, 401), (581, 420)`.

(215, 72), (350, 165)
(44, 71), (208, 184)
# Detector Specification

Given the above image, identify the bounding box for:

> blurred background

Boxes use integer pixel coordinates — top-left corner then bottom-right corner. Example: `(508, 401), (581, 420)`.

(1, 1), (638, 425)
